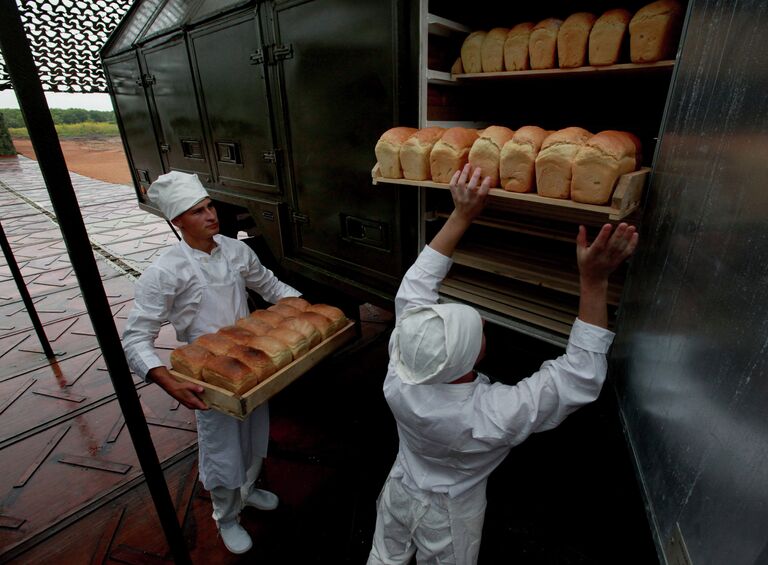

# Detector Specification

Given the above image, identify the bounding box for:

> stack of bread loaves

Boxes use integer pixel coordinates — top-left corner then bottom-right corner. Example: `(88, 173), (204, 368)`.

(456, 0), (682, 73)
(376, 125), (642, 205)
(170, 298), (347, 394)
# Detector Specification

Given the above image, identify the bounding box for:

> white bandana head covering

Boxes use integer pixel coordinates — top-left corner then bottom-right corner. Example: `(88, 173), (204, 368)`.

(147, 171), (209, 220)
(393, 303), (483, 385)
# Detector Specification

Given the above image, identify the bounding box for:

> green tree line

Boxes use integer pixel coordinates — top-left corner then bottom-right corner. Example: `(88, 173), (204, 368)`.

(0, 108), (116, 128)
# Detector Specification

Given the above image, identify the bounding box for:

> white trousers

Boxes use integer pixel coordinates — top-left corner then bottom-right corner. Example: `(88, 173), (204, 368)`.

(210, 457), (263, 524)
(368, 476), (487, 565)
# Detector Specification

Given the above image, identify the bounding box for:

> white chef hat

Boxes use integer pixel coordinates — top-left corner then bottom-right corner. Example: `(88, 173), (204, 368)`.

(392, 303), (483, 385)
(147, 171), (209, 220)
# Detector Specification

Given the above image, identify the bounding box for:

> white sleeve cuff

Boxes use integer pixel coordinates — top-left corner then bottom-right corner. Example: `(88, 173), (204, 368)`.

(569, 318), (615, 354)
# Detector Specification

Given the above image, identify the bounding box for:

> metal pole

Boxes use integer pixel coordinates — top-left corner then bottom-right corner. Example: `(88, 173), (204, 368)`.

(0, 221), (55, 359)
(0, 3), (192, 563)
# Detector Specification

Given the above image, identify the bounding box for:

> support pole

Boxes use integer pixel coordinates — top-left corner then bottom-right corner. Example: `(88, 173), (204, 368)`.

(0, 221), (55, 359)
(0, 2), (192, 563)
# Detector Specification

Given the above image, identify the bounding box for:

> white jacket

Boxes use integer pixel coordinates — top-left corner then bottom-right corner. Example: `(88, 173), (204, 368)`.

(384, 245), (614, 498)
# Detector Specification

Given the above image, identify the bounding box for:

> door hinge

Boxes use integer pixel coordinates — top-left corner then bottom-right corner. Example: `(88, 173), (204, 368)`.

(249, 49), (264, 65)
(291, 211), (310, 225)
(136, 74), (155, 87)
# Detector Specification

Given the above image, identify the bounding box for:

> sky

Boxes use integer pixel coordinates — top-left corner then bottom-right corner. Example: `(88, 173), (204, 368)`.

(0, 91), (114, 111)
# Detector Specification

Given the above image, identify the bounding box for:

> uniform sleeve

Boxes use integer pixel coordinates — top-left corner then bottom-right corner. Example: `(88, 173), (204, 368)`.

(394, 245), (453, 319)
(239, 241), (301, 303)
(473, 318), (615, 446)
(121, 269), (176, 381)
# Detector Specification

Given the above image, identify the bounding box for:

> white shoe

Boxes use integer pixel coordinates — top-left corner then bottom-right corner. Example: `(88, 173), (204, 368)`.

(244, 488), (279, 511)
(218, 521), (252, 554)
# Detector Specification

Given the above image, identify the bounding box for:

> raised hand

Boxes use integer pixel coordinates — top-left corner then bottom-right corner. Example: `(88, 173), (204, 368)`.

(449, 164), (491, 225)
(577, 223), (639, 286)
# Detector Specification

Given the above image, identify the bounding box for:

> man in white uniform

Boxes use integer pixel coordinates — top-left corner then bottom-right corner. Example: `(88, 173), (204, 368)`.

(122, 171), (302, 554)
(367, 164), (639, 564)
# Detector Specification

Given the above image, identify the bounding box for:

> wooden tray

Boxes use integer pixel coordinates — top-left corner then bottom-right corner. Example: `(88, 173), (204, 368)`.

(371, 163), (649, 221)
(170, 320), (357, 420)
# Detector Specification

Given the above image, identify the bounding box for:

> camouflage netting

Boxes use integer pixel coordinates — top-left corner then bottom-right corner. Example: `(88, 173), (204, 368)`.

(0, 0), (133, 93)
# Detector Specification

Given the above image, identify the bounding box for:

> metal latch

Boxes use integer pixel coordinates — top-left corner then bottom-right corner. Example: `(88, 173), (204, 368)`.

(160, 143), (170, 153)
(249, 49), (264, 65)
(272, 44), (293, 62)
(291, 211), (309, 225)
(262, 149), (281, 163)
(135, 74), (156, 87)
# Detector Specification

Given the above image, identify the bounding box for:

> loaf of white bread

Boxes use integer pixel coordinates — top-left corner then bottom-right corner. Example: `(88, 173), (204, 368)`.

(529, 18), (562, 69)
(558, 12), (596, 68)
(375, 127), (418, 179)
(171, 301), (348, 395)
(571, 130), (642, 204)
(400, 127), (445, 181)
(535, 127), (593, 199)
(375, 125), (641, 203)
(629, 0), (683, 63)
(500, 126), (549, 193)
(504, 23), (534, 71)
(589, 9), (632, 66)
(481, 28), (509, 72)
(468, 126), (515, 188)
(460, 31), (487, 73)
(430, 127), (480, 183)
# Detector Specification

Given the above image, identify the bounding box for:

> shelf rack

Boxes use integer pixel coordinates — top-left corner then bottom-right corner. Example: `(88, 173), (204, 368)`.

(372, 163), (649, 221)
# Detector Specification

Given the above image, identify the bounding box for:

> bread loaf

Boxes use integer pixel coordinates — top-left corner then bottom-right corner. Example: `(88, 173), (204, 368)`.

(589, 9), (632, 66)
(226, 344), (277, 384)
(558, 13), (596, 68)
(451, 57), (464, 75)
(400, 128), (446, 181)
(246, 336), (293, 369)
(500, 126), (549, 192)
(248, 309), (284, 328)
(535, 127), (593, 199)
(529, 18), (562, 69)
(201, 355), (258, 394)
(481, 28), (509, 72)
(217, 325), (257, 345)
(170, 344), (212, 380)
(629, 0), (683, 63)
(278, 296), (310, 311)
(571, 131), (641, 204)
(504, 22), (534, 71)
(193, 333), (237, 356)
(268, 327), (310, 359)
(268, 303), (303, 318)
(278, 317), (322, 348)
(468, 126), (515, 188)
(306, 304), (347, 333)
(429, 128), (480, 183)
(460, 31), (487, 74)
(235, 316), (273, 336)
(298, 312), (334, 340)
(375, 127), (418, 179)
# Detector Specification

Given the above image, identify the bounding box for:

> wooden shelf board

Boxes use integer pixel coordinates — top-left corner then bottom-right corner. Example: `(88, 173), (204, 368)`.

(453, 60), (676, 80)
(452, 244), (622, 304)
(440, 281), (573, 336)
(434, 211), (576, 243)
(372, 163), (648, 221)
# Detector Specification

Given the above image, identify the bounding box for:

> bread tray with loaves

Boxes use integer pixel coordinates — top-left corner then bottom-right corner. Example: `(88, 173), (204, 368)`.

(169, 316), (356, 421)
(371, 162), (649, 221)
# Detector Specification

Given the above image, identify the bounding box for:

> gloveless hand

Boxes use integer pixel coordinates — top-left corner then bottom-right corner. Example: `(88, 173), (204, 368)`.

(449, 164), (491, 224)
(577, 223), (639, 285)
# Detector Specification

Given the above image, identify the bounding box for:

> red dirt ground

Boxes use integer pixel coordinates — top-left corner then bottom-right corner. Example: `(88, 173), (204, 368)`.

(11, 136), (133, 185)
